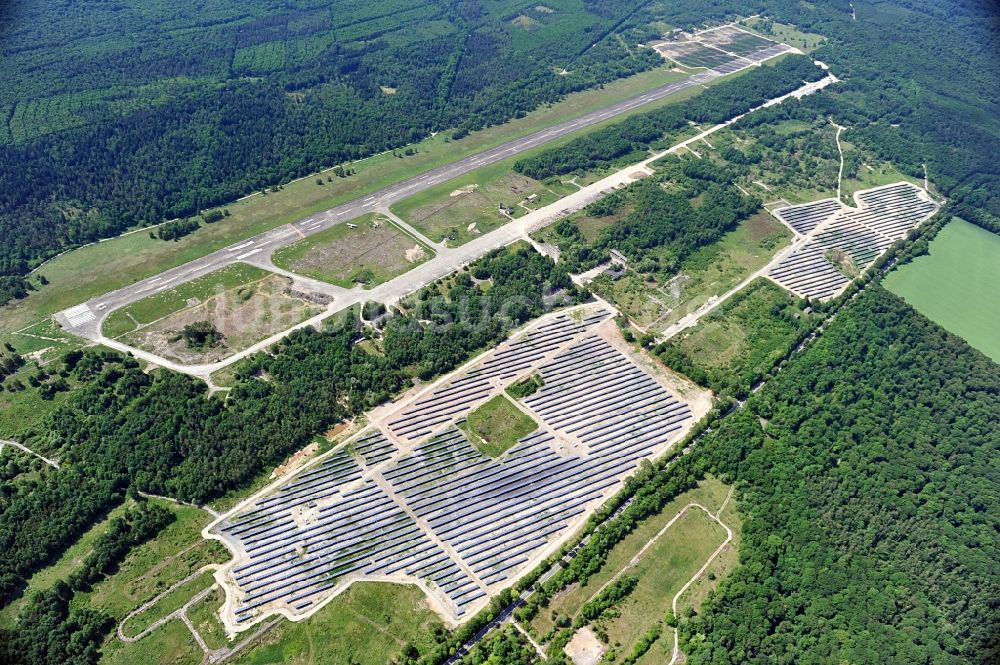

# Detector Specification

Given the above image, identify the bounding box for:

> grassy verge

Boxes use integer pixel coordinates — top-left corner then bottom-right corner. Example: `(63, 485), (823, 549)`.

(460, 395), (538, 458)
(884, 218), (1000, 362)
(595, 509), (726, 662)
(272, 213), (434, 287)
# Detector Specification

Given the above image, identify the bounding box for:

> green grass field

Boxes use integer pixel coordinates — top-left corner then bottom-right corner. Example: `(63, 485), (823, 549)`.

(461, 395), (538, 458)
(100, 615), (203, 665)
(228, 583), (443, 665)
(272, 214), (433, 287)
(884, 218), (1000, 362)
(597, 509), (726, 661)
(530, 477), (732, 639)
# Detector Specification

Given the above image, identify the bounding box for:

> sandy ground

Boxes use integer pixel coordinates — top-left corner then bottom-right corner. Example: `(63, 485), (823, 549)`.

(565, 627), (606, 665)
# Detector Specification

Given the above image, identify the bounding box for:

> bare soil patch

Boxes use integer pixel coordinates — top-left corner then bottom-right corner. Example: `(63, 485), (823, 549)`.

(123, 274), (320, 364)
(565, 627), (606, 665)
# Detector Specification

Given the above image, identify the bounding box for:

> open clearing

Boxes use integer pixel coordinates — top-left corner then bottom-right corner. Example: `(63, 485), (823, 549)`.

(107, 266), (321, 364)
(529, 477), (732, 638)
(596, 509), (726, 661)
(103, 264), (271, 336)
(592, 211), (791, 333)
(460, 394), (539, 458)
(663, 278), (819, 392)
(228, 583), (442, 665)
(392, 165), (577, 245)
(884, 218), (1000, 362)
(272, 213), (433, 288)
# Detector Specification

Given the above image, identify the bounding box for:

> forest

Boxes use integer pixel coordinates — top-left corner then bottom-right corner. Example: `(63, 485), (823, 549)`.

(681, 287), (1000, 664)
(0, 0), (661, 304)
(544, 157), (760, 278)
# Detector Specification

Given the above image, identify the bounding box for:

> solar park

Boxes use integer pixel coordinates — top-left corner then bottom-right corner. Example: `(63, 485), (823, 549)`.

(208, 306), (698, 630)
(653, 24), (794, 72)
(767, 182), (939, 300)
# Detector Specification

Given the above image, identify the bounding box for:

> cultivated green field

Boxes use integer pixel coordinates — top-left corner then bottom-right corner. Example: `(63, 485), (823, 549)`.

(884, 219), (1000, 362)
(461, 395), (538, 458)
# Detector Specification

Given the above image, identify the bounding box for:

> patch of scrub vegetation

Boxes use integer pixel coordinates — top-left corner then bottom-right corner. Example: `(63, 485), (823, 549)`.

(103, 263), (269, 335)
(121, 570), (216, 638)
(506, 372), (544, 399)
(228, 583), (443, 665)
(272, 213), (433, 288)
(99, 615), (203, 665)
(655, 278), (819, 397)
(460, 394), (538, 458)
(739, 17), (826, 51)
(391, 163), (561, 246)
(884, 218), (1000, 362)
(115, 269), (321, 364)
(183, 586), (229, 651)
(78, 502), (227, 622)
(0, 502), (131, 627)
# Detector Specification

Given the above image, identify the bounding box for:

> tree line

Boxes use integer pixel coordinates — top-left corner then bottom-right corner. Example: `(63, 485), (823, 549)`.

(513, 56), (825, 180)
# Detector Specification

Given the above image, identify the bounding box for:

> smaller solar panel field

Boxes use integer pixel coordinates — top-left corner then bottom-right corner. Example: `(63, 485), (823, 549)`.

(767, 183), (939, 300)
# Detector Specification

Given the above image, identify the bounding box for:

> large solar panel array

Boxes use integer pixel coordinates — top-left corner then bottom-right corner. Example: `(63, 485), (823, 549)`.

(768, 183), (938, 299)
(388, 310), (610, 443)
(214, 309), (695, 629)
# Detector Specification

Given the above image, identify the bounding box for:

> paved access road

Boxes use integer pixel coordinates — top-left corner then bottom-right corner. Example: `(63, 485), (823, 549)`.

(55, 67), (727, 339)
(55, 44), (798, 375)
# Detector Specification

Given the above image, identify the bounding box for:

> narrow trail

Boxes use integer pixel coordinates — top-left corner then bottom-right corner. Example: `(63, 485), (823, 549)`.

(0, 438), (60, 469)
(831, 119), (847, 203)
(667, 486), (735, 665)
(138, 490), (221, 519)
(513, 620), (547, 660)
